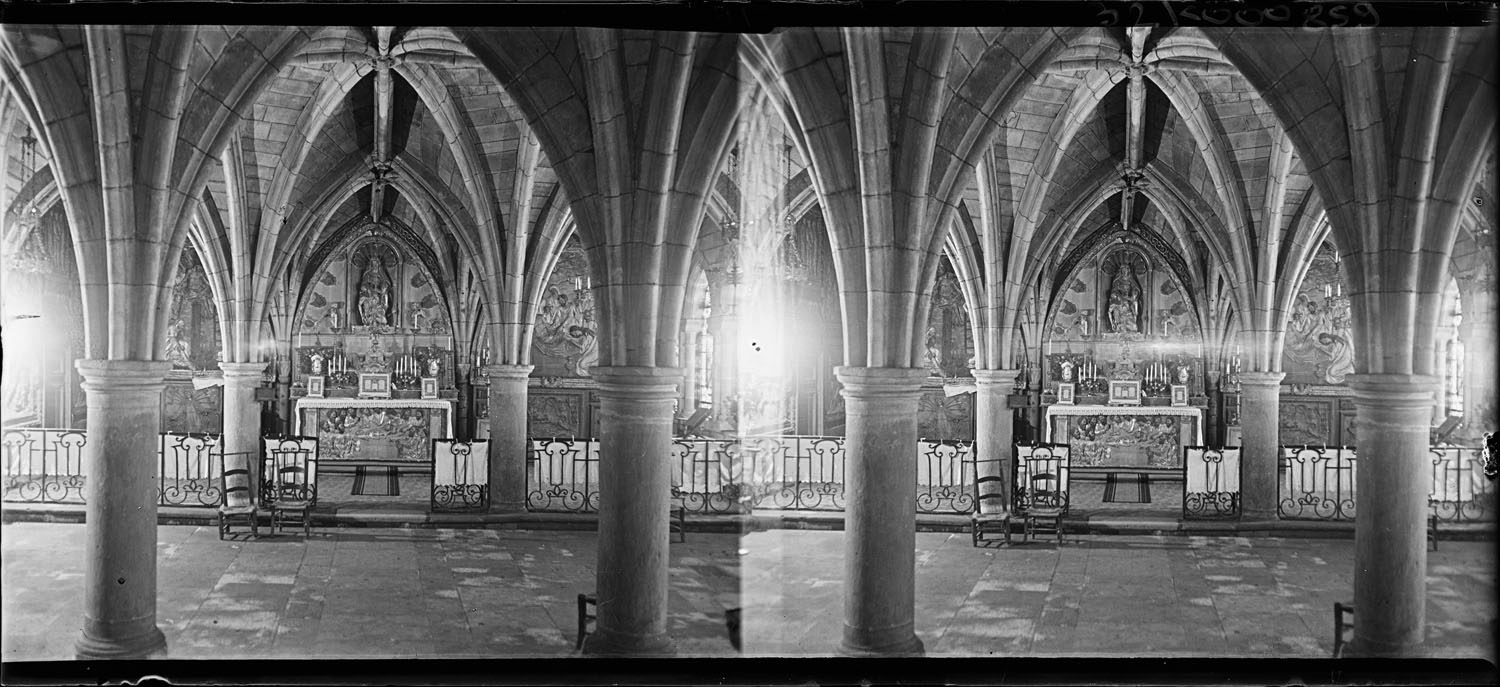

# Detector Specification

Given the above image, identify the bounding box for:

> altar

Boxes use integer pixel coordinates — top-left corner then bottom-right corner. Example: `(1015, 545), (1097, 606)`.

(295, 398), (454, 466)
(1044, 404), (1202, 469)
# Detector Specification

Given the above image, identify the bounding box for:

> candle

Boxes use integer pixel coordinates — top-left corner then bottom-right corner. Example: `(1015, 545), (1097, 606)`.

(1324, 284), (1332, 299)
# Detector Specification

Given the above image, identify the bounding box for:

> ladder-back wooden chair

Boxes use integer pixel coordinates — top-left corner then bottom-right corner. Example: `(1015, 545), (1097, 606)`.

(970, 453), (1012, 546)
(262, 436), (319, 537)
(218, 451), (259, 539)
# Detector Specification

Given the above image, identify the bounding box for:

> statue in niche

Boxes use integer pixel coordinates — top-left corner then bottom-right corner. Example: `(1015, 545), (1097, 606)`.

(357, 263), (393, 327)
(1107, 265), (1142, 334)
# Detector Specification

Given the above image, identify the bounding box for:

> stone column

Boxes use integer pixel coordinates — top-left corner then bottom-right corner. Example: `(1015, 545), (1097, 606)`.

(485, 364), (534, 513)
(584, 366), (681, 656)
(971, 369), (1022, 511)
(73, 359), (172, 659)
(1346, 374), (1439, 657)
(1238, 371), (1285, 521)
(835, 366), (928, 656)
(219, 362), (267, 495)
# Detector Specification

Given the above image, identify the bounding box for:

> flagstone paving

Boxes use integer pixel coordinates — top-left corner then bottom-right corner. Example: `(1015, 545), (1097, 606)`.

(1, 522), (1493, 660)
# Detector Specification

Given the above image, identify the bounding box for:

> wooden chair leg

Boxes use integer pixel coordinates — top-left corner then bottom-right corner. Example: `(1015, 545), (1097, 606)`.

(576, 593), (596, 650)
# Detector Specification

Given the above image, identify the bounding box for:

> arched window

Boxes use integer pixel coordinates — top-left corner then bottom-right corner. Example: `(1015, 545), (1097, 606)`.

(1444, 294), (1464, 417)
(694, 288), (713, 409)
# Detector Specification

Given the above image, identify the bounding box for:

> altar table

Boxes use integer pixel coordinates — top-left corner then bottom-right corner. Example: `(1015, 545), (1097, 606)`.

(295, 398), (454, 466)
(1043, 404), (1202, 470)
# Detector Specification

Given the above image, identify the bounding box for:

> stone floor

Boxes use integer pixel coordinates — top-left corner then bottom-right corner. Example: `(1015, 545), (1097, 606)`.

(1, 522), (1493, 661)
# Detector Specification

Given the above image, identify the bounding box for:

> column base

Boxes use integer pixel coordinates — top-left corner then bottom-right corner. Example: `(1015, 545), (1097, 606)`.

(486, 499), (527, 514)
(837, 629), (925, 657)
(1345, 636), (1426, 659)
(75, 625), (167, 660)
(581, 628), (676, 656)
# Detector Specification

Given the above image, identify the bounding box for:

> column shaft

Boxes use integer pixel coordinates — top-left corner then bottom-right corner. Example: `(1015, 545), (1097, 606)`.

(74, 359), (172, 659)
(485, 365), (533, 513)
(1238, 371), (1285, 520)
(584, 366), (680, 655)
(972, 369), (1022, 511)
(1347, 374), (1438, 657)
(219, 362), (267, 495)
(835, 366), (928, 656)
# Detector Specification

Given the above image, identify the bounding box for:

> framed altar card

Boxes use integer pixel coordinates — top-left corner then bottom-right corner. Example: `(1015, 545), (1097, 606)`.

(1056, 383), (1076, 405)
(1108, 380), (1141, 405)
(306, 375), (325, 398)
(1170, 384), (1189, 406)
(358, 373), (392, 398)
(421, 377), (439, 399)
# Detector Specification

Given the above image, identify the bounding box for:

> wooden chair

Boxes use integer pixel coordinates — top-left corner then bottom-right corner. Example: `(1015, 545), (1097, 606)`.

(970, 455), (1011, 546)
(263, 436), (318, 537)
(576, 592), (597, 650)
(669, 495), (687, 543)
(1017, 444), (1070, 545)
(725, 607), (742, 651)
(1333, 602), (1354, 657)
(218, 451), (259, 540)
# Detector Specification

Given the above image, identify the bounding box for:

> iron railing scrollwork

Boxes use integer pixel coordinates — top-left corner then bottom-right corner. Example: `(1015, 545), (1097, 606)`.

(2, 428), (87, 504)
(916, 439), (975, 514)
(528, 438), (600, 512)
(1428, 446), (1494, 523)
(1278, 446), (1358, 520)
(432, 439), (489, 512)
(1182, 446), (1241, 519)
(529, 435), (978, 515)
(158, 432), (224, 507)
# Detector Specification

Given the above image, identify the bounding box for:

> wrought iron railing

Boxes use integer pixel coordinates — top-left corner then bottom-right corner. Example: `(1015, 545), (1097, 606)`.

(670, 438), (745, 514)
(531, 435), (978, 515)
(3, 428), (233, 508)
(2, 427), (87, 504)
(1278, 446), (1358, 520)
(1278, 445), (1495, 523)
(432, 438), (488, 512)
(916, 439), (975, 514)
(737, 435), (848, 511)
(159, 432), (224, 507)
(1428, 445), (1495, 523)
(528, 438), (600, 512)
(1182, 446), (1241, 519)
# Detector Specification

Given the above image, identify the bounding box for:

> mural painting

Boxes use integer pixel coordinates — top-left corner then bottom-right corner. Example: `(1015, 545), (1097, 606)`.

(531, 238), (598, 377)
(1282, 241), (1355, 385)
(164, 244), (223, 371)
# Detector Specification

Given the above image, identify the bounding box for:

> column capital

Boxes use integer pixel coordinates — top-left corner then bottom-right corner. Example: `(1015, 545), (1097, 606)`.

(218, 361), (268, 383)
(1237, 371), (1286, 388)
(590, 366), (682, 400)
(1347, 374), (1441, 411)
(74, 360), (172, 394)
(970, 368), (1021, 388)
(834, 366), (928, 399)
(483, 364), (534, 381)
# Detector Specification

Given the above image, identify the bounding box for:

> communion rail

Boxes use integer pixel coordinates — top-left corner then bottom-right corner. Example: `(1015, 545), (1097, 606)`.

(527, 436), (976, 515)
(1277, 445), (1495, 522)
(2, 428), (249, 508)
